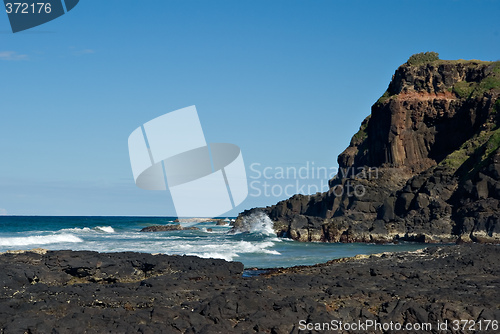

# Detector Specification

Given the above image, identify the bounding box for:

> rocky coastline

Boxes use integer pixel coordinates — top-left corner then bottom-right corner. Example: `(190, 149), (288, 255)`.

(0, 244), (498, 333)
(235, 56), (500, 244)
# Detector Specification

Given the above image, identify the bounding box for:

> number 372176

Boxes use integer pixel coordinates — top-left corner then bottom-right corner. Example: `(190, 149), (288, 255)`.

(5, 3), (52, 14)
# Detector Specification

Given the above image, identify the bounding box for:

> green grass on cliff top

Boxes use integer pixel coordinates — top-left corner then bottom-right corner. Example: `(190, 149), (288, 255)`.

(440, 124), (500, 174)
(433, 59), (496, 66)
(406, 52), (440, 66)
(452, 61), (500, 99)
(406, 51), (495, 67)
(376, 59), (500, 103)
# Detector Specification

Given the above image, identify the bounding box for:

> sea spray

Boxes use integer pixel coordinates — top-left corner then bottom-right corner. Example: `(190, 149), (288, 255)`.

(230, 212), (275, 236)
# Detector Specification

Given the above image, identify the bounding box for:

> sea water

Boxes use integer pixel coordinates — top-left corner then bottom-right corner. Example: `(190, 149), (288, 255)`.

(0, 216), (429, 268)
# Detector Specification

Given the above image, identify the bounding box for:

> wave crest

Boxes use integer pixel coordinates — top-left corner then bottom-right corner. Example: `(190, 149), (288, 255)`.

(0, 234), (84, 247)
(57, 226), (115, 234)
(95, 226), (115, 233)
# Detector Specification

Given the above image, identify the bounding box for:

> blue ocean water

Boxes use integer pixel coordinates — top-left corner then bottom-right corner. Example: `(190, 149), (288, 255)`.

(0, 216), (429, 268)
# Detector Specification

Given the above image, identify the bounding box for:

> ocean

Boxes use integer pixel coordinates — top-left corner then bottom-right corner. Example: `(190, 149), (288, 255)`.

(0, 216), (429, 269)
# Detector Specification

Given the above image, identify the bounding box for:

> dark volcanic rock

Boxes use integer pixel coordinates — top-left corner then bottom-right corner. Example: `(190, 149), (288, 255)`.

(141, 224), (199, 232)
(236, 58), (500, 244)
(0, 245), (499, 333)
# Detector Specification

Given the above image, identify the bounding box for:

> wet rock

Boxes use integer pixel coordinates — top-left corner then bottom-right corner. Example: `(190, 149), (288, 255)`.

(141, 224), (200, 232)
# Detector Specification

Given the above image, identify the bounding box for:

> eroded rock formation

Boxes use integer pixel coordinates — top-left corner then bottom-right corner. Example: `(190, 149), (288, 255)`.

(236, 57), (500, 243)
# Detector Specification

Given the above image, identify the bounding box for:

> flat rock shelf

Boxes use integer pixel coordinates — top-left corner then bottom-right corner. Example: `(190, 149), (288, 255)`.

(0, 244), (498, 333)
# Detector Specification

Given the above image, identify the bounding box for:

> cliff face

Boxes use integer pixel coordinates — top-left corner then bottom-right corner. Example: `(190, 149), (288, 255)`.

(339, 61), (495, 173)
(236, 58), (500, 243)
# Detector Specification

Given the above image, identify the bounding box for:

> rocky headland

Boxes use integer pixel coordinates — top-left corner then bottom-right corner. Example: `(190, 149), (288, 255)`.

(1, 244), (499, 333)
(236, 54), (500, 244)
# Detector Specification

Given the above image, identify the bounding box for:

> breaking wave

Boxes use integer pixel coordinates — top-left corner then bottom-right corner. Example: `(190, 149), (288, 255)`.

(58, 226), (115, 233)
(230, 212), (275, 236)
(0, 234), (84, 247)
(95, 226), (115, 233)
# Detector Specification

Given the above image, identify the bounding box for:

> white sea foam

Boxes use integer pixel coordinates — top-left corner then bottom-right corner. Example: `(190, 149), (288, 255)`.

(95, 226), (115, 233)
(59, 227), (92, 233)
(192, 252), (236, 262)
(0, 234), (84, 247)
(179, 239), (280, 261)
(57, 226), (115, 234)
(231, 212), (275, 235)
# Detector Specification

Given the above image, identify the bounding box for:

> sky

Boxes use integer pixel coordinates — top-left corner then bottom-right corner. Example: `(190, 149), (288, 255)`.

(0, 0), (499, 216)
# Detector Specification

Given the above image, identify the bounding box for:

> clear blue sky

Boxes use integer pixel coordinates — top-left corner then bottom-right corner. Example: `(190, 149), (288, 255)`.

(1, 0), (499, 216)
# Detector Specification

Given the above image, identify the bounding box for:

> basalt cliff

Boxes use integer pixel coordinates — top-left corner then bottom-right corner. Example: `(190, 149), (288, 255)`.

(236, 55), (500, 244)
